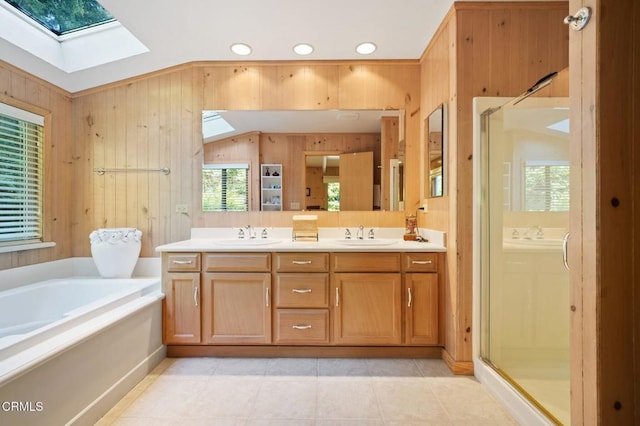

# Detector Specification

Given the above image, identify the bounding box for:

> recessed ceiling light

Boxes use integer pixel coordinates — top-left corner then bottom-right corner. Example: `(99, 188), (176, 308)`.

(356, 42), (377, 55)
(230, 43), (252, 56)
(293, 43), (314, 55)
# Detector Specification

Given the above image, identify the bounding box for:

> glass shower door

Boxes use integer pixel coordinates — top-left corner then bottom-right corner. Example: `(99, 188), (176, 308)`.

(479, 94), (570, 424)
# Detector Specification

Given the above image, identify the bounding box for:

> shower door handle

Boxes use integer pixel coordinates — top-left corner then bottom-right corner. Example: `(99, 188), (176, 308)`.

(562, 232), (570, 270)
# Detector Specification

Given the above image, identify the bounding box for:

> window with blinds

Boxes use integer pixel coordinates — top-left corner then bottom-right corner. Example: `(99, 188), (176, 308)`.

(0, 103), (44, 245)
(202, 164), (249, 212)
(523, 160), (569, 211)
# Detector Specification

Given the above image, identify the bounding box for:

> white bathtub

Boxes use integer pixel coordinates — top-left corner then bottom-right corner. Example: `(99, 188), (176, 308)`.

(0, 277), (160, 359)
(0, 259), (165, 426)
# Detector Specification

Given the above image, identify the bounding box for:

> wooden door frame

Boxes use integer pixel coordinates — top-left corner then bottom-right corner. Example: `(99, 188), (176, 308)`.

(570, 0), (639, 423)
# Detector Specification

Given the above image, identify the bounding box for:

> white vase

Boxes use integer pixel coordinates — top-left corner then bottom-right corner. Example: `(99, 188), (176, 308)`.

(90, 228), (142, 278)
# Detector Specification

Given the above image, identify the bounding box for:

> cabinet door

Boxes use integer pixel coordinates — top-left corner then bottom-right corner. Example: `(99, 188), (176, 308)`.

(164, 272), (201, 344)
(405, 273), (439, 345)
(332, 273), (402, 345)
(202, 273), (271, 344)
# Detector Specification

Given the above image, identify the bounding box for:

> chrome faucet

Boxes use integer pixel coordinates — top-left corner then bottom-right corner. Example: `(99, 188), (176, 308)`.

(238, 228), (245, 239)
(356, 225), (364, 240)
(261, 228), (268, 239)
(245, 225), (256, 239)
(524, 226), (544, 239)
(368, 228), (375, 239)
(344, 228), (352, 239)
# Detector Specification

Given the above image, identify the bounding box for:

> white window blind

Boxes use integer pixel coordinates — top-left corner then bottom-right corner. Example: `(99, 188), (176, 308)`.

(523, 160), (569, 212)
(202, 164), (249, 212)
(0, 104), (44, 245)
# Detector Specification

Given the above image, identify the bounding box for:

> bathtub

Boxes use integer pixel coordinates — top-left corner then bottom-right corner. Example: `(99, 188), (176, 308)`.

(0, 259), (165, 426)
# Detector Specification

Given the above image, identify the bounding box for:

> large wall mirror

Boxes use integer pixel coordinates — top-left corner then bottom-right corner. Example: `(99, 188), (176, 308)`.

(424, 103), (447, 198)
(202, 110), (405, 212)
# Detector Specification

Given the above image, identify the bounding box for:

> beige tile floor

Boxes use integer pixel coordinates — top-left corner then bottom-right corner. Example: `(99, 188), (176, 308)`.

(97, 357), (517, 425)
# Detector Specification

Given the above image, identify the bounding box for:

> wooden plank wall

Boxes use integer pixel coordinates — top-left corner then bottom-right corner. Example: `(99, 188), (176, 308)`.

(71, 62), (420, 257)
(0, 61), (73, 270)
(419, 2), (569, 370)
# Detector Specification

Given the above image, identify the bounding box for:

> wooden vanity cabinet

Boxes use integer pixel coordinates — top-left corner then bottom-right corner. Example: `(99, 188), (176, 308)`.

(201, 253), (271, 344)
(273, 252), (330, 344)
(161, 249), (443, 351)
(163, 253), (201, 344)
(403, 253), (440, 345)
(331, 253), (403, 345)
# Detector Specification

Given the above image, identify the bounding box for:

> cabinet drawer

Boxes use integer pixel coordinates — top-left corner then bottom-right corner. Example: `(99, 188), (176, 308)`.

(275, 252), (329, 272)
(274, 309), (329, 344)
(275, 274), (329, 308)
(403, 253), (439, 272)
(204, 253), (271, 272)
(166, 253), (201, 272)
(331, 252), (401, 272)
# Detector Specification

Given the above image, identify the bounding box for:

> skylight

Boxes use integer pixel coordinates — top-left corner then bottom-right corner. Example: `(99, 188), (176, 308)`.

(4, 0), (114, 36)
(0, 0), (148, 74)
(202, 111), (235, 142)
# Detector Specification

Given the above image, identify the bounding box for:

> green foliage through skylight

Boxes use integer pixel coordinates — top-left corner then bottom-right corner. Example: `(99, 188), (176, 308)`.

(5, 0), (114, 35)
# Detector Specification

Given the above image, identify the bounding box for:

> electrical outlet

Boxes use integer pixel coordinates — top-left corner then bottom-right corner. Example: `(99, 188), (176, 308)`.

(175, 204), (189, 214)
(290, 202), (300, 210)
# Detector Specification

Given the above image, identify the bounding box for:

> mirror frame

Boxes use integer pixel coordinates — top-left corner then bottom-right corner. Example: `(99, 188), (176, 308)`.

(424, 103), (447, 198)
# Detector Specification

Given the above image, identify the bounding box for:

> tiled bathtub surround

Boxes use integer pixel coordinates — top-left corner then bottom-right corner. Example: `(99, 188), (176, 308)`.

(98, 357), (516, 425)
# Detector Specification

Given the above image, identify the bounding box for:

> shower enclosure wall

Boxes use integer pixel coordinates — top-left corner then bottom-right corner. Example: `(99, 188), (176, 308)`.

(474, 92), (570, 424)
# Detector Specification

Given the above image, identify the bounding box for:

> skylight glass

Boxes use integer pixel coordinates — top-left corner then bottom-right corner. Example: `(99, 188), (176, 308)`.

(202, 111), (235, 142)
(4, 0), (115, 36)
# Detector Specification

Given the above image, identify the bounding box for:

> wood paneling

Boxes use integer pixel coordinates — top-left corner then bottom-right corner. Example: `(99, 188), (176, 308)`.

(419, 2), (569, 369)
(0, 61), (73, 270)
(570, 0), (640, 423)
(69, 62), (420, 257)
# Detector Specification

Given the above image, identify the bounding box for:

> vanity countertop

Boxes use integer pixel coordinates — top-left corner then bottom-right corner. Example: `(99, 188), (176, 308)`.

(156, 227), (446, 253)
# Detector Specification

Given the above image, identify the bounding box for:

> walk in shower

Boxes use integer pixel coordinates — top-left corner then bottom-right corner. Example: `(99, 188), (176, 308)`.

(476, 86), (570, 424)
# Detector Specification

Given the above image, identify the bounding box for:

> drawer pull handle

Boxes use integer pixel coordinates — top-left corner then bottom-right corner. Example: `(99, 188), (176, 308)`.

(292, 260), (312, 265)
(335, 287), (339, 307)
(292, 325), (312, 330)
(194, 286), (199, 307)
(266, 288), (270, 307)
(292, 289), (312, 294)
(408, 287), (412, 308)
(411, 260), (433, 265)
(172, 260), (193, 265)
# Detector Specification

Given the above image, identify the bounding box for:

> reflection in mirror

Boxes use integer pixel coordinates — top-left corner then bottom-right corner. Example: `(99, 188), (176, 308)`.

(425, 104), (447, 198)
(202, 110), (404, 212)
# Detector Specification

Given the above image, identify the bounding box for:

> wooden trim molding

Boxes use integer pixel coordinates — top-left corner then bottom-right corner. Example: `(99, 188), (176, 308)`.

(441, 348), (474, 375)
(167, 345), (443, 359)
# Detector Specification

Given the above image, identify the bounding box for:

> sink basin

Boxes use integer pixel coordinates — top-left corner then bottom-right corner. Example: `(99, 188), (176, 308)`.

(215, 238), (281, 246)
(334, 239), (398, 246)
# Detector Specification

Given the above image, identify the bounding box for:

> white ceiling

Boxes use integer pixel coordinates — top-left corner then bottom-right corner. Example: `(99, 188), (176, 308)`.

(0, 0), (559, 93)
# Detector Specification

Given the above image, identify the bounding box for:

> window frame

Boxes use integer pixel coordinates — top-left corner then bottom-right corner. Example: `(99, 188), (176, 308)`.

(202, 163), (250, 212)
(521, 160), (570, 212)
